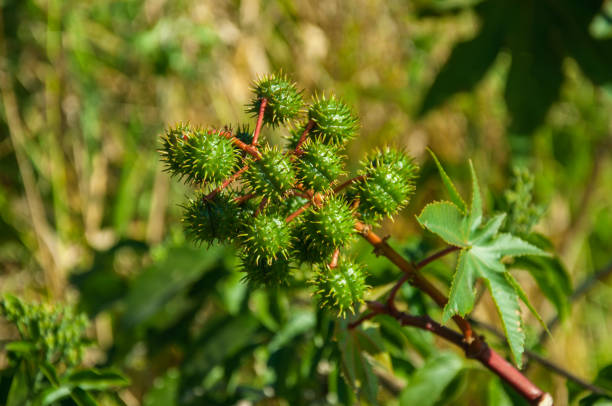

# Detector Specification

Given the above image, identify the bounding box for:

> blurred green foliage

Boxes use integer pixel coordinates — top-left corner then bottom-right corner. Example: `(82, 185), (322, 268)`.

(0, 0), (612, 405)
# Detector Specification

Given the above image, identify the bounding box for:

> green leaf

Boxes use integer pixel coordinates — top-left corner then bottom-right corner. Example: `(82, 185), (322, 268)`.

(483, 233), (548, 258)
(504, 3), (564, 134)
(34, 386), (72, 406)
(468, 160), (483, 232)
(580, 394), (612, 406)
(66, 369), (129, 391)
(417, 202), (469, 247)
(442, 251), (477, 322)
(268, 310), (315, 352)
(70, 387), (98, 406)
(399, 352), (463, 406)
(336, 322), (381, 405)
(419, 162), (548, 366)
(484, 270), (524, 367)
(487, 378), (514, 406)
(143, 369), (180, 406)
(40, 362), (60, 386)
(427, 149), (466, 213)
(514, 254), (572, 322)
(419, 0), (504, 115)
(121, 245), (227, 327)
(7, 362), (30, 406)
(4, 341), (36, 356)
(504, 272), (548, 334)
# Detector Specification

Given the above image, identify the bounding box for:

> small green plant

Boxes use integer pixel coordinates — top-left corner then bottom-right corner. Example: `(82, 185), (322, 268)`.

(0, 295), (128, 406)
(159, 73), (557, 404)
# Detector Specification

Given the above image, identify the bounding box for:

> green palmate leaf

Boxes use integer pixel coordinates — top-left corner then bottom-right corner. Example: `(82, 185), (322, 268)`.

(484, 269), (524, 366)
(416, 202), (469, 247)
(504, 272), (548, 334)
(427, 149), (466, 213)
(418, 161), (548, 366)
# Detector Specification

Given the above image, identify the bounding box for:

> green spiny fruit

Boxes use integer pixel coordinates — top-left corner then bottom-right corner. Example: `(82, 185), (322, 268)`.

(244, 146), (297, 199)
(355, 148), (418, 223)
(308, 94), (359, 146)
(160, 124), (238, 184)
(291, 220), (337, 264)
(281, 194), (310, 217)
(285, 121), (309, 150)
(239, 212), (292, 264)
(247, 73), (303, 127)
(240, 255), (292, 286)
(304, 195), (355, 248)
(233, 123), (253, 145)
(183, 192), (242, 244)
(313, 260), (368, 316)
(295, 139), (345, 192)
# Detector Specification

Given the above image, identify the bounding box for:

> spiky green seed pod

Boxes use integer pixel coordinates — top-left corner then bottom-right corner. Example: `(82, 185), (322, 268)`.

(240, 255), (292, 286)
(308, 95), (359, 146)
(291, 220), (337, 264)
(295, 139), (345, 192)
(281, 194), (310, 217)
(233, 123), (253, 145)
(239, 212), (292, 265)
(160, 124), (238, 184)
(355, 148), (418, 223)
(304, 196), (355, 249)
(313, 260), (368, 316)
(183, 193), (242, 244)
(285, 122), (309, 150)
(244, 147), (297, 200)
(247, 73), (303, 127)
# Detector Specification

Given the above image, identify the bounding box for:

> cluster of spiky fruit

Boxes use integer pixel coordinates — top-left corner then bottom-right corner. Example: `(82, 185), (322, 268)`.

(160, 73), (418, 315)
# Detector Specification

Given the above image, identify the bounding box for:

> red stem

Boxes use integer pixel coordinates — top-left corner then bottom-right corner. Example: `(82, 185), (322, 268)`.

(361, 301), (552, 405)
(293, 119), (315, 154)
(329, 249), (340, 269)
(387, 246), (460, 309)
(204, 165), (249, 201)
(252, 98), (267, 146)
(285, 201), (312, 223)
(234, 193), (257, 205)
(218, 131), (261, 159)
(254, 197), (268, 216)
(333, 175), (366, 193)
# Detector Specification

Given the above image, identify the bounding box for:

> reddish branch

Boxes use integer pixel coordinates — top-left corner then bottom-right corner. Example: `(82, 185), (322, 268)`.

(333, 175), (366, 194)
(218, 131), (261, 159)
(234, 193), (257, 205)
(351, 222), (552, 405)
(254, 197), (268, 216)
(293, 119), (315, 154)
(205, 130), (263, 201)
(353, 221), (472, 339)
(285, 201), (312, 223)
(252, 98), (267, 146)
(354, 299), (551, 405)
(329, 248), (340, 269)
(204, 165), (249, 201)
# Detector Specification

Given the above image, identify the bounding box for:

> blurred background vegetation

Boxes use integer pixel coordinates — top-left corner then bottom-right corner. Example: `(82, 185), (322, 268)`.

(0, 0), (611, 405)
